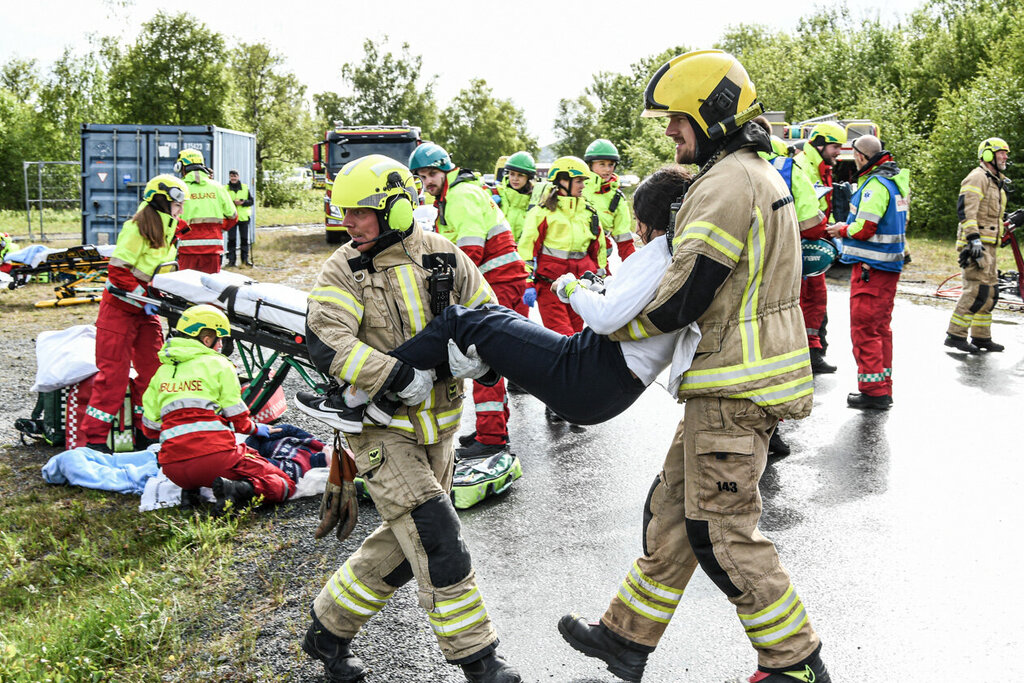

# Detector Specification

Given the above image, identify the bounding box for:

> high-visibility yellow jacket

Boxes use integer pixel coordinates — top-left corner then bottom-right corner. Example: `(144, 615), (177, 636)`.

(226, 182), (253, 223)
(496, 181), (533, 242)
(104, 210), (179, 310)
(180, 171), (238, 254)
(584, 174), (636, 260)
(793, 143), (834, 219)
(517, 193), (607, 282)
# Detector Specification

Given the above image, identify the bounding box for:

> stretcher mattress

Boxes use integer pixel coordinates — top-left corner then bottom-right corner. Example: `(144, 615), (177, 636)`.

(150, 269), (308, 335)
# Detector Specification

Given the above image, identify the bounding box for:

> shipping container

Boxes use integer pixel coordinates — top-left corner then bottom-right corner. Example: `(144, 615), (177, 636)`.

(80, 124), (256, 245)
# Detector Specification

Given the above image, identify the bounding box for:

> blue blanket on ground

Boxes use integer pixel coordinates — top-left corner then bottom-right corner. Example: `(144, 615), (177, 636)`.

(41, 448), (159, 495)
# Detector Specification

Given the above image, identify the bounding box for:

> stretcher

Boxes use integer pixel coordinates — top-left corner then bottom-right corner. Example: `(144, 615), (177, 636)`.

(112, 269), (327, 416)
(3, 245), (114, 307)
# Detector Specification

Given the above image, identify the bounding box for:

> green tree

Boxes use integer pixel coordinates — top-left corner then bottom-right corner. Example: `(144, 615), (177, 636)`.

(552, 95), (598, 158)
(37, 48), (112, 159)
(314, 37), (438, 136)
(0, 89), (46, 208)
(230, 42), (313, 176)
(104, 11), (233, 126)
(1, 57), (40, 104)
(435, 79), (537, 173)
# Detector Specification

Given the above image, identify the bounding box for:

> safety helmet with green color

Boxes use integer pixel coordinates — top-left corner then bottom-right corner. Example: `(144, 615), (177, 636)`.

(174, 148), (206, 176)
(584, 139), (620, 163)
(547, 156), (591, 182)
(808, 122), (847, 147)
(642, 50), (763, 141)
(176, 304), (231, 338)
(408, 142), (455, 172)
(979, 137), (1010, 163)
(143, 174), (187, 206)
(331, 154), (417, 233)
(504, 151), (536, 177)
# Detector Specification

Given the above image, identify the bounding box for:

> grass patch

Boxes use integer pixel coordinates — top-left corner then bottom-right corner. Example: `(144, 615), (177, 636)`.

(903, 234), (1019, 287)
(0, 209), (81, 238)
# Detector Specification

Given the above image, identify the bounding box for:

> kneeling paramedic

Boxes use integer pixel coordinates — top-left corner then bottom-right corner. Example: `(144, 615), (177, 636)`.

(301, 154), (521, 683)
(141, 304), (292, 511)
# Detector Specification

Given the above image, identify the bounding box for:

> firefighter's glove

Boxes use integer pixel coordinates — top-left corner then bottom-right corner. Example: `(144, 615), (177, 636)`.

(1007, 208), (1024, 229)
(522, 286), (537, 308)
(552, 274), (580, 303)
(397, 368), (435, 406)
(315, 480), (359, 541)
(143, 303), (159, 316)
(580, 271), (607, 294)
(447, 340), (491, 380)
(968, 238), (984, 259)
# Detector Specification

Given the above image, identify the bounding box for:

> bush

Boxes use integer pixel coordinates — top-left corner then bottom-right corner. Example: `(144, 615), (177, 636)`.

(257, 174), (317, 209)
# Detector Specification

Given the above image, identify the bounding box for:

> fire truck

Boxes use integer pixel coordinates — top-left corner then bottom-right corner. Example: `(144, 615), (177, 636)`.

(778, 113), (881, 184)
(311, 123), (423, 243)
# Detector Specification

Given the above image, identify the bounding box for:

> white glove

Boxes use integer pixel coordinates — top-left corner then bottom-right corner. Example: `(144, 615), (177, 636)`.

(552, 273), (579, 303)
(396, 368), (435, 406)
(447, 340), (491, 380)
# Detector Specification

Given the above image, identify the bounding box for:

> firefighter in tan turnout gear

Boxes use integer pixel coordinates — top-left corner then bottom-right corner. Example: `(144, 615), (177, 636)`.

(944, 137), (1011, 353)
(558, 51), (831, 683)
(299, 154), (521, 683)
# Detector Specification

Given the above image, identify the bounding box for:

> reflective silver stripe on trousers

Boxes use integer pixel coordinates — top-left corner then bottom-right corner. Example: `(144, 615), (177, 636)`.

(178, 239), (225, 247)
(478, 251), (522, 274)
(541, 246), (587, 259)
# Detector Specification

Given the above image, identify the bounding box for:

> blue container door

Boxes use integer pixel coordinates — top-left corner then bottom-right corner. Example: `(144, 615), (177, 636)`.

(82, 129), (150, 244)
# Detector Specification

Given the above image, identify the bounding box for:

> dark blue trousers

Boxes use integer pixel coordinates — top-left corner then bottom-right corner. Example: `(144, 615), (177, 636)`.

(391, 304), (645, 425)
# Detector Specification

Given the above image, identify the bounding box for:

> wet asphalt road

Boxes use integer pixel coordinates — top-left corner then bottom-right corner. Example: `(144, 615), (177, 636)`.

(432, 288), (1024, 682)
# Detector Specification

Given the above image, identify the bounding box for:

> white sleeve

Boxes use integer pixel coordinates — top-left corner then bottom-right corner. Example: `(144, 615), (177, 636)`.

(568, 236), (669, 335)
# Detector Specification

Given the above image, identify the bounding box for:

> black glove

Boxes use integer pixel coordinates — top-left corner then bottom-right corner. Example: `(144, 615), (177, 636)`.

(831, 182), (853, 222)
(958, 249), (971, 269)
(1006, 208), (1024, 229)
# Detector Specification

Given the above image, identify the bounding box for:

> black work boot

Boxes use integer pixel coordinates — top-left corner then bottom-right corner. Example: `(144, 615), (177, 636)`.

(302, 610), (367, 682)
(972, 337), (1005, 352)
(558, 614), (650, 682)
(456, 439), (507, 460)
(944, 334), (980, 354)
(748, 645), (832, 682)
(460, 651), (521, 683)
(459, 431), (479, 448)
(846, 392), (892, 411)
(768, 429), (791, 457)
(179, 488), (204, 511)
(211, 477), (255, 513)
(808, 348), (836, 374)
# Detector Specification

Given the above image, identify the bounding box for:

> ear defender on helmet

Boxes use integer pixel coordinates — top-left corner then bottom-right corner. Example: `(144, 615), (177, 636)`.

(383, 171), (415, 232)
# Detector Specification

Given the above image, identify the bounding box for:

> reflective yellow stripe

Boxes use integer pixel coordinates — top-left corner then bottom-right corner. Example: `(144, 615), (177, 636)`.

(310, 286), (364, 321)
(682, 348), (810, 390)
(960, 219), (979, 229)
(950, 313), (973, 327)
(340, 342), (372, 383)
(740, 207), (765, 363)
(395, 265), (426, 333)
(728, 374), (815, 406)
(327, 560), (391, 617)
(674, 221), (744, 263)
(427, 588), (489, 636)
(615, 562), (682, 623)
(961, 185), (984, 197)
(980, 234), (998, 244)
(627, 318), (649, 340)
(739, 586), (808, 649)
(464, 283), (491, 309)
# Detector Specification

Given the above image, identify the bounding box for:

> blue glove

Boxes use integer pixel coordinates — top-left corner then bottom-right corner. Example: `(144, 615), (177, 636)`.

(143, 303), (159, 316)
(254, 424), (271, 439)
(522, 286), (537, 308)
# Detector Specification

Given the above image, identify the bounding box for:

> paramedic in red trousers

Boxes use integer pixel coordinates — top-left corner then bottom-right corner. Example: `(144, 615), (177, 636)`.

(583, 139), (636, 262)
(175, 148), (237, 273)
(794, 122), (847, 374)
(558, 50), (831, 683)
(826, 134), (909, 410)
(944, 137), (1011, 353)
(409, 142), (528, 459)
(80, 174), (186, 451)
(141, 304), (292, 510)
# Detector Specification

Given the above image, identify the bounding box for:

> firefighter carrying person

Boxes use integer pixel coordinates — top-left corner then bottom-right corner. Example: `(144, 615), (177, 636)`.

(557, 50), (831, 683)
(140, 304), (293, 509)
(409, 142), (528, 459)
(298, 154), (521, 683)
(583, 138), (637, 261)
(825, 135), (909, 409)
(79, 174), (186, 452)
(793, 121), (847, 374)
(944, 137), (1011, 353)
(225, 169), (254, 268)
(174, 148), (237, 274)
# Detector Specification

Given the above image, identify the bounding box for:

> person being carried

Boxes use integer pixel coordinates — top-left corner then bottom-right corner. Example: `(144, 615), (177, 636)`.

(141, 304), (293, 512)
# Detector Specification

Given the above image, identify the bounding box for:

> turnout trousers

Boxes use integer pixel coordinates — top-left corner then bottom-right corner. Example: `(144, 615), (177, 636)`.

(390, 304), (645, 425)
(161, 442), (292, 502)
(469, 280), (525, 446)
(850, 263), (899, 397)
(947, 245), (998, 340)
(800, 273), (828, 349)
(80, 300), (162, 444)
(600, 396), (820, 670)
(312, 428), (498, 664)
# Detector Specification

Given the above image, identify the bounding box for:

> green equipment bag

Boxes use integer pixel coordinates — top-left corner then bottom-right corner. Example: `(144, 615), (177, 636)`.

(15, 388), (69, 447)
(353, 450), (523, 510)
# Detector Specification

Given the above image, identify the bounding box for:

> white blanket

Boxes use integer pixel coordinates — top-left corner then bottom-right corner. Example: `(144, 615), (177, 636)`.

(138, 465), (328, 511)
(151, 269), (309, 335)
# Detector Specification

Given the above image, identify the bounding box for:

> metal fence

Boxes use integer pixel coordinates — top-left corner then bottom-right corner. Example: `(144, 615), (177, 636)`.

(23, 161), (80, 241)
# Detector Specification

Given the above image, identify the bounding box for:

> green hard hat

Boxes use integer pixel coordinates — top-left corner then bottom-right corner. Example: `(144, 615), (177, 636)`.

(505, 151), (536, 176)
(584, 139), (620, 163)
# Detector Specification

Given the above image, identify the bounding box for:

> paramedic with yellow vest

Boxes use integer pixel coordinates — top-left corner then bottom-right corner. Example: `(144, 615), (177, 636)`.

(944, 137), (1010, 353)
(300, 155), (521, 683)
(175, 148), (237, 273)
(558, 51), (830, 683)
(583, 138), (636, 261)
(225, 169), (254, 267)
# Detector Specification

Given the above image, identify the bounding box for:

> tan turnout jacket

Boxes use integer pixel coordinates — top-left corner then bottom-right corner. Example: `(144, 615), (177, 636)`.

(957, 165), (1006, 249)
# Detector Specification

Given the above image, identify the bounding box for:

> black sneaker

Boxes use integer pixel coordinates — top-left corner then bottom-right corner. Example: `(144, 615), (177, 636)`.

(944, 334), (980, 354)
(296, 388), (365, 433)
(302, 609), (367, 682)
(558, 615), (649, 682)
(461, 651), (521, 683)
(459, 431), (478, 448)
(972, 338), (1005, 352)
(748, 646), (831, 682)
(456, 440), (507, 460)
(846, 392), (892, 411)
(365, 393), (401, 428)
(545, 406), (565, 423)
(809, 348), (836, 374)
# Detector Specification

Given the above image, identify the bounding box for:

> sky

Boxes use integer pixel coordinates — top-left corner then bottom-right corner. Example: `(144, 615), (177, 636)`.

(3, 0), (929, 144)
